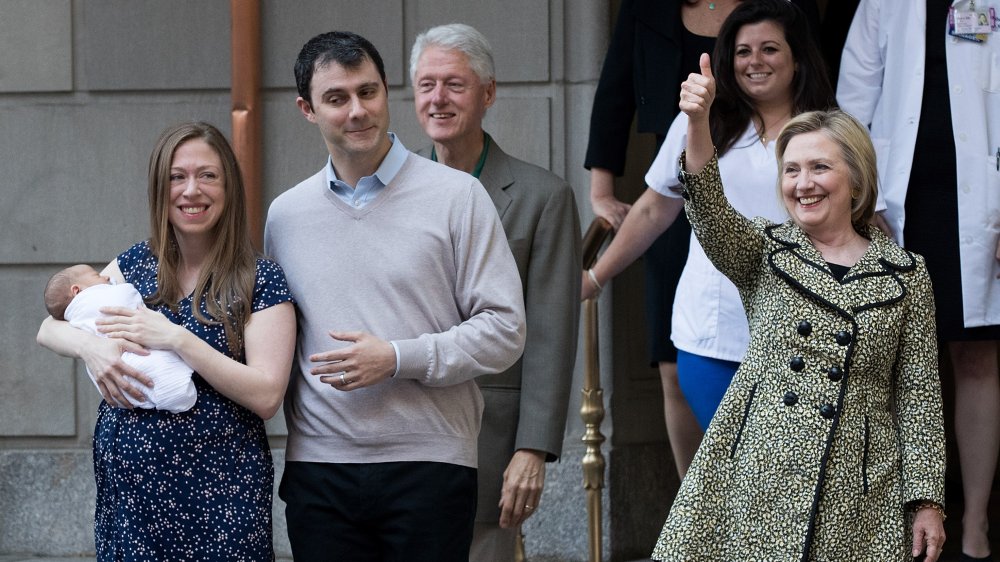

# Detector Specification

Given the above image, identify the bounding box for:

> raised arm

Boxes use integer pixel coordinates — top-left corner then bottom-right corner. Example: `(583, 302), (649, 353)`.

(680, 54), (716, 174)
(675, 53), (765, 291)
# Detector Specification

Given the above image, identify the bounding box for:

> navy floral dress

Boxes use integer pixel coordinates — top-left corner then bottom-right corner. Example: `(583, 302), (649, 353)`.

(93, 241), (293, 561)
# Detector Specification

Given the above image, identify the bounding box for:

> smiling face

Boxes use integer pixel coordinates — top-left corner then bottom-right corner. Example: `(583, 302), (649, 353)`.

(168, 138), (225, 244)
(780, 131), (856, 236)
(297, 57), (391, 165)
(413, 45), (495, 148)
(733, 20), (796, 106)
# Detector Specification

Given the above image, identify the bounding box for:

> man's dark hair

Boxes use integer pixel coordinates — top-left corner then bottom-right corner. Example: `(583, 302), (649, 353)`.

(294, 31), (387, 108)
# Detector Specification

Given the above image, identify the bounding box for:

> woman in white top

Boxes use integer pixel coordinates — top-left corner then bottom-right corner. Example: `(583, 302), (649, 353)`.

(583, 0), (836, 438)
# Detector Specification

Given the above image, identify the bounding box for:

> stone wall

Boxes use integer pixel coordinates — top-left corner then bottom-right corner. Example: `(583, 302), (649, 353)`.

(1, 1), (672, 559)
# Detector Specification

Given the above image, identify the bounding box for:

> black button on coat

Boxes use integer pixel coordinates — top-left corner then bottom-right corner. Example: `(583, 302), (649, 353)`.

(790, 356), (806, 372)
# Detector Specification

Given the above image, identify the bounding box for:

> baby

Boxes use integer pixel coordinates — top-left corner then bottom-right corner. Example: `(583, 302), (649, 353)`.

(44, 264), (197, 413)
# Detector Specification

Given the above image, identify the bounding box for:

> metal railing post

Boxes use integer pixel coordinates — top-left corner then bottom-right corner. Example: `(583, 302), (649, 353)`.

(580, 218), (612, 562)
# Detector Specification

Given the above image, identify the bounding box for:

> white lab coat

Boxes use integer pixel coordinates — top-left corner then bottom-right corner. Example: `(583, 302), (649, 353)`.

(838, 0), (1000, 328)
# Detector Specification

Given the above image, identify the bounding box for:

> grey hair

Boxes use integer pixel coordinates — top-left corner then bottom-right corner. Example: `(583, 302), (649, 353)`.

(409, 23), (495, 83)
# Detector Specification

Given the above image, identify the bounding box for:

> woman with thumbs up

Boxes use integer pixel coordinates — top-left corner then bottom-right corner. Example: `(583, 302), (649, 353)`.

(584, 0), (834, 436)
(649, 27), (947, 562)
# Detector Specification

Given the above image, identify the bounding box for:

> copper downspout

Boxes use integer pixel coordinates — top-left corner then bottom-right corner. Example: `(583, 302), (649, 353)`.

(231, 0), (263, 249)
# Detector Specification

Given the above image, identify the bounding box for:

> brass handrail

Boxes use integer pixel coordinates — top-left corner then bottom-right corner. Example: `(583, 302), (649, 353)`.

(580, 217), (612, 562)
(582, 217), (613, 270)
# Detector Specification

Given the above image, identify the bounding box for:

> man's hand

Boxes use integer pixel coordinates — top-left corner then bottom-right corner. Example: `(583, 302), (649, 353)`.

(498, 449), (546, 528)
(310, 331), (396, 391)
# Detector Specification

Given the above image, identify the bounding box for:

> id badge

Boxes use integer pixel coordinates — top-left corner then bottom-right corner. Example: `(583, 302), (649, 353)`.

(949, 2), (996, 42)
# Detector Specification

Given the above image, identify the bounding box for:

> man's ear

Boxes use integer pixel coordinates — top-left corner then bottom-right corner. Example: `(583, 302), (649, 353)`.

(296, 96), (317, 123)
(484, 79), (497, 109)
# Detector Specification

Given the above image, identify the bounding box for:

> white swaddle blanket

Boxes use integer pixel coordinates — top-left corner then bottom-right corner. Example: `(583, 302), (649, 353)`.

(64, 283), (197, 413)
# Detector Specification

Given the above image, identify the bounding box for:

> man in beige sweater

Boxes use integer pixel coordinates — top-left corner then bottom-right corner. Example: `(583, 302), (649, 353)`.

(265, 30), (525, 562)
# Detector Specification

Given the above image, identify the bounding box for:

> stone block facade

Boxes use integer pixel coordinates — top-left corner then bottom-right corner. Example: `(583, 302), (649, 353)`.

(2, 1), (672, 559)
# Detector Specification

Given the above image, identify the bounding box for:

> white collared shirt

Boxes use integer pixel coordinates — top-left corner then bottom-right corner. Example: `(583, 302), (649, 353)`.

(646, 113), (787, 362)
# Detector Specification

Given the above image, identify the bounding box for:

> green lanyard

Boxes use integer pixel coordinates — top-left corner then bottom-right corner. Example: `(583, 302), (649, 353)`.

(431, 132), (490, 179)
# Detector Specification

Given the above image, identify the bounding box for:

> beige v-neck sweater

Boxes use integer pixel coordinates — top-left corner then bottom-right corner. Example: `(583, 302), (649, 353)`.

(265, 153), (525, 468)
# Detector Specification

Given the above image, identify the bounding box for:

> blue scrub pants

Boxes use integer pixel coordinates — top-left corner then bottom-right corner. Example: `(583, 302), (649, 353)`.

(676, 349), (740, 430)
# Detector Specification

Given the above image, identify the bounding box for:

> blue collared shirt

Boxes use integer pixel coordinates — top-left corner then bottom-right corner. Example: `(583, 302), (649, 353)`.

(324, 132), (409, 376)
(325, 132), (408, 208)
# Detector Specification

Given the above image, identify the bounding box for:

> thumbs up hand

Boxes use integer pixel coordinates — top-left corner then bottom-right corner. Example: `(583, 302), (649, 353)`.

(678, 53), (716, 124)
(680, 53), (717, 175)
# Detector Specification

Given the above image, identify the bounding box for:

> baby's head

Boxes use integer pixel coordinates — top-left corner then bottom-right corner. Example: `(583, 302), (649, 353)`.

(44, 264), (111, 320)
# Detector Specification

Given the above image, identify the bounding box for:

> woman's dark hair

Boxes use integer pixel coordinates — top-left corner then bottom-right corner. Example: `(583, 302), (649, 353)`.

(710, 0), (835, 156)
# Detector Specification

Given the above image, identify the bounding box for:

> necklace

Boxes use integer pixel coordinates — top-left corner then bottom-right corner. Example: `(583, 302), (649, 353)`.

(758, 125), (772, 145)
(708, 2), (716, 8)
(757, 112), (793, 145)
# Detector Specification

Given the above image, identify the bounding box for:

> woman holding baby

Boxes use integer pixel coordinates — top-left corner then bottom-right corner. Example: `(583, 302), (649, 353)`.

(37, 122), (295, 560)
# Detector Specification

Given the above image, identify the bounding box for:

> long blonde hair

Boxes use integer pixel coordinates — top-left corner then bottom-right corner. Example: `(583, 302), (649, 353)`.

(145, 122), (256, 358)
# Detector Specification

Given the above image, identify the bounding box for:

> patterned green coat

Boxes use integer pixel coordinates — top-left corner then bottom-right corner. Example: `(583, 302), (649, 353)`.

(652, 156), (945, 562)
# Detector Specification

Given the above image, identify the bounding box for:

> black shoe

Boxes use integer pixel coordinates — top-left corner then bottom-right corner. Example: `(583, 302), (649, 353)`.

(959, 553), (994, 562)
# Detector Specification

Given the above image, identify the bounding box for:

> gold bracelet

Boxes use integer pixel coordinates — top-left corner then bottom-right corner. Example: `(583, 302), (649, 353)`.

(910, 500), (946, 520)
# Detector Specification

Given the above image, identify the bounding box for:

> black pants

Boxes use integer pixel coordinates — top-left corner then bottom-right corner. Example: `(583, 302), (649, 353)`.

(280, 461), (477, 562)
